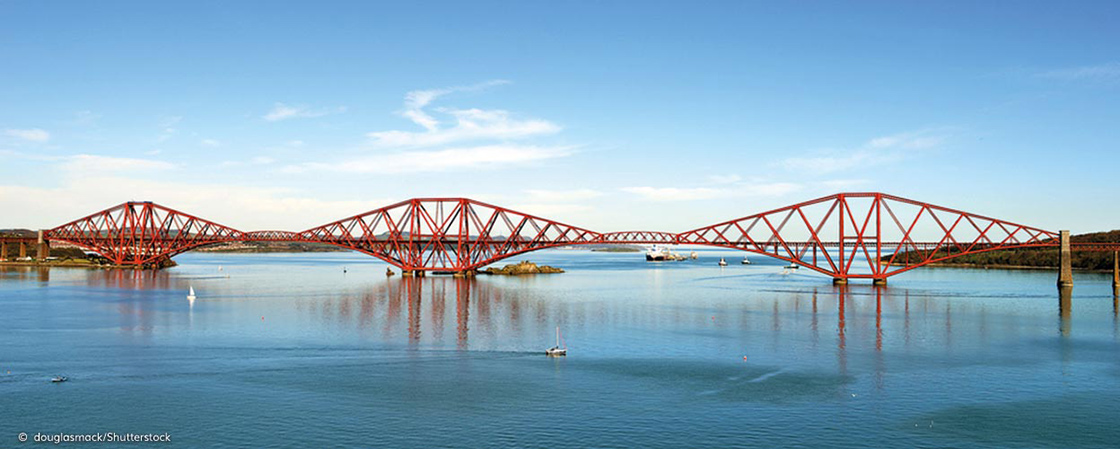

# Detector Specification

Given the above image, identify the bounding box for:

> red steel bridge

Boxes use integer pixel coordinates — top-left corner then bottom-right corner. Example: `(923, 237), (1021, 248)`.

(29, 192), (1118, 284)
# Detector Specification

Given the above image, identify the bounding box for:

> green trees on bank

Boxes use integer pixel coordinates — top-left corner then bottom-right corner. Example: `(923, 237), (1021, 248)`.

(882, 230), (1120, 271)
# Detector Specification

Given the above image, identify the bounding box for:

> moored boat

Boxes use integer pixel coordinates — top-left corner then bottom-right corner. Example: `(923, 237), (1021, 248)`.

(645, 245), (669, 261)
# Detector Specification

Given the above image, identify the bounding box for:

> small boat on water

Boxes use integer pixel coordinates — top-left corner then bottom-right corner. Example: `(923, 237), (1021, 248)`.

(785, 263), (800, 269)
(741, 255), (751, 265)
(51, 376), (67, 383)
(690, 251), (698, 260)
(646, 245), (669, 261)
(187, 286), (196, 301)
(545, 327), (567, 357)
(718, 258), (728, 267)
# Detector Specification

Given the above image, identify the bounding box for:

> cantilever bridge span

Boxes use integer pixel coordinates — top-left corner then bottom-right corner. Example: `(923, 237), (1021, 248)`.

(35, 193), (1114, 283)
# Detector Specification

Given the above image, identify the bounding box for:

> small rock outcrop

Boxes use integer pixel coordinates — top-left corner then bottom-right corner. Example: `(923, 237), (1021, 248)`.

(480, 260), (564, 275)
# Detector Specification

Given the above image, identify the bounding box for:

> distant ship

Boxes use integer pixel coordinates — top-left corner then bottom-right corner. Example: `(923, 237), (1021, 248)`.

(741, 255), (751, 265)
(646, 245), (669, 261)
(718, 258), (728, 267)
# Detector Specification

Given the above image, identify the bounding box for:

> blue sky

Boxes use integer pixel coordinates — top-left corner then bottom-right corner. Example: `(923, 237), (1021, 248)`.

(1, 1), (1118, 233)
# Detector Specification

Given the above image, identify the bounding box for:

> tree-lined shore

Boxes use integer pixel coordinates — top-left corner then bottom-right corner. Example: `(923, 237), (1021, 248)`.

(881, 230), (1120, 272)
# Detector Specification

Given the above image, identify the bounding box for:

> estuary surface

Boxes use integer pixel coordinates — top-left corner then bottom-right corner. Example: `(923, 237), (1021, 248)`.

(2, 250), (1118, 448)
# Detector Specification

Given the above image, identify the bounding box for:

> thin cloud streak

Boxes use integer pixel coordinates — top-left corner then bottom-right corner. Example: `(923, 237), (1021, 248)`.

(5, 128), (50, 142)
(60, 155), (176, 173)
(781, 129), (948, 175)
(286, 144), (572, 174)
(622, 182), (801, 202)
(1037, 62), (1120, 81)
(263, 103), (346, 122)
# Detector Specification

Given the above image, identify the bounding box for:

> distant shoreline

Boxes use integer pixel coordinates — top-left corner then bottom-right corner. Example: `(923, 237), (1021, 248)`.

(884, 261), (1110, 273)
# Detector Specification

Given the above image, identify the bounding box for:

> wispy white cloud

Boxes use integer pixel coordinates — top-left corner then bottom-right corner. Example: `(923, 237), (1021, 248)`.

(263, 103), (346, 122)
(622, 181), (801, 202)
(819, 179), (870, 190)
(368, 80), (558, 148)
(73, 110), (101, 126)
(220, 156), (277, 168)
(156, 116), (182, 142)
(707, 174), (742, 184)
(5, 128), (50, 142)
(525, 189), (603, 202)
(398, 79), (510, 131)
(780, 129), (948, 175)
(287, 144), (571, 174)
(781, 151), (876, 174)
(0, 176), (389, 230)
(369, 108), (560, 148)
(288, 81), (571, 175)
(867, 131), (944, 150)
(1037, 62), (1120, 81)
(60, 154), (176, 173)
(621, 186), (725, 202)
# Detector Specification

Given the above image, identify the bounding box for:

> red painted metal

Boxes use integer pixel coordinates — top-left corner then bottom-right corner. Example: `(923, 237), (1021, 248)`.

(41, 193), (1114, 278)
(47, 202), (243, 265)
(676, 193), (1060, 280)
(298, 198), (602, 271)
(600, 231), (679, 244)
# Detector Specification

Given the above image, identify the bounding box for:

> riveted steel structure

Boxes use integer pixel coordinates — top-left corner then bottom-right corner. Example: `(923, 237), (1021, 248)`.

(300, 198), (601, 272)
(41, 193), (1119, 281)
(47, 202), (245, 266)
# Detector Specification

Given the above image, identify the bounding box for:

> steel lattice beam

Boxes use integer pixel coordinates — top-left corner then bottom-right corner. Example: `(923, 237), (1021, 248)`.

(43, 193), (1105, 279)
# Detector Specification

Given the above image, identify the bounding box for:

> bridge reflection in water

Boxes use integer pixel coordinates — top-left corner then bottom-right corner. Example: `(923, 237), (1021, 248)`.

(10, 264), (1116, 390)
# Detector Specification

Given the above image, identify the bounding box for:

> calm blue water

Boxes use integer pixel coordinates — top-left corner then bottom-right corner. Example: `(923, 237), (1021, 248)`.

(2, 250), (1118, 448)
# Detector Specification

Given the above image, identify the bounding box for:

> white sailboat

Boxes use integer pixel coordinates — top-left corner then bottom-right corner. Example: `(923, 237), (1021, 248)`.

(187, 286), (196, 301)
(545, 327), (567, 357)
(718, 257), (728, 267)
(741, 255), (751, 265)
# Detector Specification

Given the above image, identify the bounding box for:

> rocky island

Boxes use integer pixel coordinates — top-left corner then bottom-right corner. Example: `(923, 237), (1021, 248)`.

(480, 260), (564, 275)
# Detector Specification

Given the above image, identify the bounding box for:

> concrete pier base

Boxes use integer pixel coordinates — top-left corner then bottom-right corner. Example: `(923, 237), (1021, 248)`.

(452, 270), (476, 278)
(832, 277), (848, 285)
(401, 270), (425, 277)
(1057, 230), (1073, 288)
(1113, 251), (1119, 297)
(37, 230), (49, 260)
(872, 278), (888, 286)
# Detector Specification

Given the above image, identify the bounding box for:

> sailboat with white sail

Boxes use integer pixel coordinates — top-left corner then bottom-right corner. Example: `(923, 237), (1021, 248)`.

(545, 327), (567, 357)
